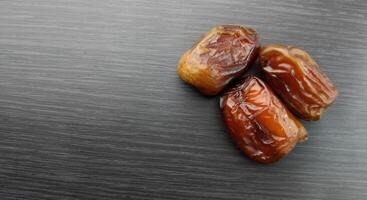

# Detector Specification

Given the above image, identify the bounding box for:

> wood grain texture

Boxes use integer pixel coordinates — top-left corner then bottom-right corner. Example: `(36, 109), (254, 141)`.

(0, 0), (367, 199)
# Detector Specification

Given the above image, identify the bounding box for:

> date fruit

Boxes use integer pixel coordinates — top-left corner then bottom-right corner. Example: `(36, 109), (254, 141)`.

(177, 25), (260, 95)
(221, 76), (308, 164)
(259, 44), (338, 121)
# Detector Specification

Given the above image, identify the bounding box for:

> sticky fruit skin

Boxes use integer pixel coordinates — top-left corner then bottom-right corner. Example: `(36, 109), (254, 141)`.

(259, 44), (338, 121)
(221, 76), (308, 164)
(177, 25), (260, 96)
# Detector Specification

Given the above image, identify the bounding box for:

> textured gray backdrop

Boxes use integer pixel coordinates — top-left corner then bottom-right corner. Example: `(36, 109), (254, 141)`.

(1, 0), (367, 199)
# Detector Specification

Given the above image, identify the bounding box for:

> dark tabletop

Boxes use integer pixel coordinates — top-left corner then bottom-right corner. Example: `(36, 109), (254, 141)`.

(1, 0), (367, 199)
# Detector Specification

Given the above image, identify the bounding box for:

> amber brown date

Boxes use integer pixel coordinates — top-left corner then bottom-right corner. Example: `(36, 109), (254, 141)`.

(221, 76), (308, 164)
(259, 44), (338, 121)
(177, 25), (260, 96)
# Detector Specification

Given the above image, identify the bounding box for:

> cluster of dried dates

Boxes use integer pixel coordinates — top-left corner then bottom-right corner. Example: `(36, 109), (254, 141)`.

(177, 25), (338, 164)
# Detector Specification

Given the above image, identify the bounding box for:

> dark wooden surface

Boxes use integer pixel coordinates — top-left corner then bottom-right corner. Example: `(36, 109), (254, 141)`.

(1, 0), (367, 199)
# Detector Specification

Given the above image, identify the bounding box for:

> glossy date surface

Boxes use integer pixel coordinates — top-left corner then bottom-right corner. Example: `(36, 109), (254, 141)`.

(177, 25), (260, 95)
(221, 76), (308, 164)
(260, 44), (338, 120)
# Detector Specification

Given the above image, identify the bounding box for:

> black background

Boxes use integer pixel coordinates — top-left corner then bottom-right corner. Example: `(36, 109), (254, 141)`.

(1, 0), (367, 199)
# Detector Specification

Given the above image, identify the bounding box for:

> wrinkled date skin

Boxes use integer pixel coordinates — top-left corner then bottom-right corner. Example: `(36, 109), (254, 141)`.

(177, 25), (260, 96)
(221, 76), (308, 164)
(260, 44), (338, 121)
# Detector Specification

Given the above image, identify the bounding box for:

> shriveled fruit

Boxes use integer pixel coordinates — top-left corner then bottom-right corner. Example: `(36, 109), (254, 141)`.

(259, 44), (338, 120)
(221, 76), (308, 164)
(177, 25), (260, 96)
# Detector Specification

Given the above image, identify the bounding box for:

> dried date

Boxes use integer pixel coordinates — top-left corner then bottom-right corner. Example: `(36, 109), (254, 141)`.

(259, 44), (338, 120)
(177, 25), (260, 95)
(221, 76), (308, 164)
